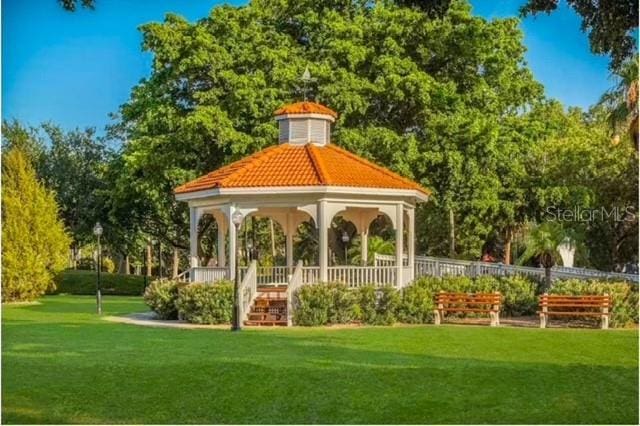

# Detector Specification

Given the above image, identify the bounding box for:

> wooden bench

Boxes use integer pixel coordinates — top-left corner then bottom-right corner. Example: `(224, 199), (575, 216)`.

(434, 291), (502, 326)
(538, 294), (611, 329)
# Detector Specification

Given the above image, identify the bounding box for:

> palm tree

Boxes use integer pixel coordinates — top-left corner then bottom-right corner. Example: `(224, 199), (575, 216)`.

(348, 235), (395, 265)
(517, 222), (579, 291)
(599, 56), (639, 150)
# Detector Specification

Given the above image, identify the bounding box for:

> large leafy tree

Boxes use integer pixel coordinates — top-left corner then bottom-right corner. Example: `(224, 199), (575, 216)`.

(112, 0), (544, 265)
(1, 148), (71, 301)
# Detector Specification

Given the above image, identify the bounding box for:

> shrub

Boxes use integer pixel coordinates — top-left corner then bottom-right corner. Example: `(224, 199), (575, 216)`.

(398, 274), (538, 322)
(550, 279), (639, 327)
(176, 281), (234, 324)
(293, 283), (357, 326)
(52, 269), (146, 296)
(353, 285), (401, 325)
(143, 280), (185, 320)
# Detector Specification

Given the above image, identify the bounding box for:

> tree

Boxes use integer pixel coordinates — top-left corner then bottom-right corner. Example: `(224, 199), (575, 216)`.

(1, 148), (71, 302)
(60, 0), (94, 12)
(598, 56), (639, 150)
(348, 236), (395, 265)
(112, 0), (544, 264)
(517, 221), (577, 291)
(520, 0), (638, 70)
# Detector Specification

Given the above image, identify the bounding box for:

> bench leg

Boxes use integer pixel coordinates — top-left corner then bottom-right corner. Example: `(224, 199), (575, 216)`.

(539, 313), (546, 328)
(495, 311), (500, 326)
(489, 312), (497, 327)
(433, 310), (441, 325)
(601, 315), (609, 330)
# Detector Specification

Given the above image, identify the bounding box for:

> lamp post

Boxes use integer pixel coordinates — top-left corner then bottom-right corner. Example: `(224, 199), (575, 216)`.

(231, 210), (244, 331)
(93, 222), (103, 315)
(342, 230), (350, 265)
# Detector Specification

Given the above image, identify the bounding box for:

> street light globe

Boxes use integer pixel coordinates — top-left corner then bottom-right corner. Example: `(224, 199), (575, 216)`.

(341, 230), (350, 243)
(93, 222), (103, 237)
(231, 210), (244, 228)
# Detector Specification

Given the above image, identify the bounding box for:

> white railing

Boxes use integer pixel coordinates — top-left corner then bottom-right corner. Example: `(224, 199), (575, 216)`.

(286, 261), (304, 326)
(411, 255), (639, 283)
(191, 267), (229, 283)
(301, 266), (320, 284)
(327, 265), (397, 287)
(176, 269), (190, 283)
(373, 253), (409, 267)
(238, 265), (293, 286)
(238, 260), (257, 323)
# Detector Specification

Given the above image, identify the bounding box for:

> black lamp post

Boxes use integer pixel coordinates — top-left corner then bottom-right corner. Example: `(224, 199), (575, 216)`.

(231, 210), (244, 331)
(341, 230), (350, 265)
(93, 222), (103, 315)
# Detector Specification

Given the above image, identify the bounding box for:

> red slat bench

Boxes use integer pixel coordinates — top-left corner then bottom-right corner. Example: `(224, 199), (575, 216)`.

(434, 291), (502, 326)
(538, 294), (611, 329)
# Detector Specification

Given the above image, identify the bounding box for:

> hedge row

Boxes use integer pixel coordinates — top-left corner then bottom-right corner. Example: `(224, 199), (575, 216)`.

(143, 280), (234, 324)
(293, 276), (638, 327)
(143, 276), (638, 328)
(52, 269), (146, 296)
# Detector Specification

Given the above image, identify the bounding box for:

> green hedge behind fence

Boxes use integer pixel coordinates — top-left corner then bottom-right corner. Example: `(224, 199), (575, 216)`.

(52, 269), (147, 296)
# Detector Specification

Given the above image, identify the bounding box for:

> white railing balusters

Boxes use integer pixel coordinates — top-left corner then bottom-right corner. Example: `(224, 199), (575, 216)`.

(191, 267), (229, 283)
(286, 260), (304, 326)
(238, 260), (257, 324)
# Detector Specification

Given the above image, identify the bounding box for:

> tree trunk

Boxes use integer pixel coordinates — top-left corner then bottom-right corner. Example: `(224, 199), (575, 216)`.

(124, 255), (130, 275)
(448, 208), (455, 257)
(503, 228), (513, 265)
(146, 241), (152, 276)
(172, 246), (179, 278)
(544, 267), (552, 292)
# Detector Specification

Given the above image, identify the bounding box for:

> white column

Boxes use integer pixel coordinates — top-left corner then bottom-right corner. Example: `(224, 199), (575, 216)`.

(189, 207), (199, 268)
(217, 222), (226, 267)
(286, 211), (294, 269)
(228, 209), (237, 280)
(395, 203), (404, 287)
(360, 229), (368, 266)
(407, 207), (415, 281)
(318, 200), (328, 281)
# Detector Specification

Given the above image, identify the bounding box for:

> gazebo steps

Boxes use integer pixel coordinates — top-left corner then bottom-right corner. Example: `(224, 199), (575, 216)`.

(244, 287), (288, 326)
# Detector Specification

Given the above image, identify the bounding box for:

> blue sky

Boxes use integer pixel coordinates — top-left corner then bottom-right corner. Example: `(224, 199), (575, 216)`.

(2, 0), (615, 131)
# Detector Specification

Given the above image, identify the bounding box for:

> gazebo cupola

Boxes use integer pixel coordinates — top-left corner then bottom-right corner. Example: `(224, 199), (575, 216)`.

(274, 101), (337, 146)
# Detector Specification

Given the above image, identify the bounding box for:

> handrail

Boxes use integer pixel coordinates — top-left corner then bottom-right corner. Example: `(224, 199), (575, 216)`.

(286, 260), (304, 326)
(238, 260), (257, 324)
(176, 269), (190, 283)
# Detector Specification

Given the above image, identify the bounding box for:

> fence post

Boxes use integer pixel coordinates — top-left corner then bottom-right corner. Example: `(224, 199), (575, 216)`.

(435, 260), (441, 277)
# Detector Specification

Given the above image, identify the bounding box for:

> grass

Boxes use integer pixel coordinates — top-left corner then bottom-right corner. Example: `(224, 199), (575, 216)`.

(51, 269), (146, 296)
(2, 296), (638, 424)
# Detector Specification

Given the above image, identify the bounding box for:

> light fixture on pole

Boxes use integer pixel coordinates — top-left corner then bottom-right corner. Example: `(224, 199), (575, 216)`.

(231, 210), (244, 331)
(341, 230), (350, 265)
(93, 222), (103, 315)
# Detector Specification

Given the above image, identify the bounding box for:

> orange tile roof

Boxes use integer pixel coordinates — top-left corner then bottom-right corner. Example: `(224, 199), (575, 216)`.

(274, 101), (338, 118)
(174, 144), (430, 196)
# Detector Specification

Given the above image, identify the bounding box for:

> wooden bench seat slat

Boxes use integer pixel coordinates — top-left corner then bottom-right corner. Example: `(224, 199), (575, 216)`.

(537, 311), (605, 317)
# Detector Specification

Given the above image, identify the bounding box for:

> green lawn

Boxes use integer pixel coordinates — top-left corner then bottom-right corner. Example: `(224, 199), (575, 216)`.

(2, 296), (638, 424)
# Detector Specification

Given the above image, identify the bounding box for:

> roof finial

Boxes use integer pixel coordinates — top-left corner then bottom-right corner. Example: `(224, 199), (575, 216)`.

(300, 65), (316, 101)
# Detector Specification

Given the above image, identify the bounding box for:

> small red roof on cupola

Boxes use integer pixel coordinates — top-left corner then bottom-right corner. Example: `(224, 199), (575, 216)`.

(274, 101), (338, 118)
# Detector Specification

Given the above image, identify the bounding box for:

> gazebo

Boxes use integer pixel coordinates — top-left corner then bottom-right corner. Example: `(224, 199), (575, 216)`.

(175, 101), (430, 323)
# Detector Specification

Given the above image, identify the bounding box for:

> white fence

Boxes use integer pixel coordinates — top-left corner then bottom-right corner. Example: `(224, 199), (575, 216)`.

(376, 253), (638, 283)
(238, 261), (257, 323)
(327, 265), (398, 287)
(191, 267), (229, 283)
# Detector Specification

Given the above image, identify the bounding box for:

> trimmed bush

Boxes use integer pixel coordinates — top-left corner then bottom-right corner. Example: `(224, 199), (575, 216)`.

(354, 285), (400, 325)
(143, 280), (185, 320)
(398, 274), (538, 322)
(176, 281), (234, 324)
(550, 279), (639, 327)
(293, 283), (357, 326)
(52, 269), (146, 296)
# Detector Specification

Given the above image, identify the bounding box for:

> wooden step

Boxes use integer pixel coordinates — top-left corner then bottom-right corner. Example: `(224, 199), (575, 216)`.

(244, 320), (287, 326)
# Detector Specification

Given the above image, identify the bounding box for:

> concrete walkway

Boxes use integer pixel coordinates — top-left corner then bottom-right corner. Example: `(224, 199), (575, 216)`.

(103, 312), (231, 330)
